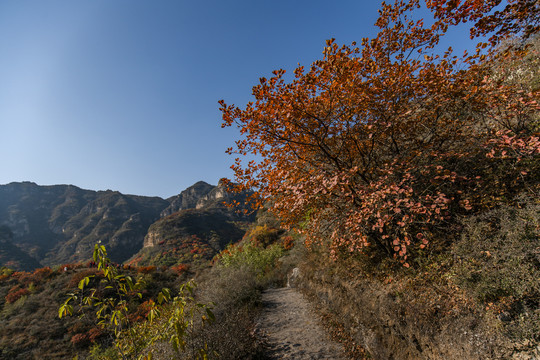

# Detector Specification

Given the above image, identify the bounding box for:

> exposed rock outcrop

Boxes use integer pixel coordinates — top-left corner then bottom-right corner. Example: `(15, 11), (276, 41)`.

(161, 180), (251, 215)
(195, 181), (227, 209)
(160, 181), (215, 217)
(143, 229), (161, 248)
(134, 196), (256, 266)
(287, 267), (301, 288)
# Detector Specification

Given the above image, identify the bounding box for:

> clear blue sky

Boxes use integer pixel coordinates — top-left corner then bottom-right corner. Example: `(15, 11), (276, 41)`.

(0, 1), (473, 198)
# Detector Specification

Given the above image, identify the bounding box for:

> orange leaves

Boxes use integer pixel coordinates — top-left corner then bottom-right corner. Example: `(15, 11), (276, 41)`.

(220, 0), (539, 268)
(5, 286), (30, 304)
(427, 0), (540, 45)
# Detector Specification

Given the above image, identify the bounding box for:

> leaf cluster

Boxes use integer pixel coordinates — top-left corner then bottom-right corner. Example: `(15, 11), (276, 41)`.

(59, 243), (215, 359)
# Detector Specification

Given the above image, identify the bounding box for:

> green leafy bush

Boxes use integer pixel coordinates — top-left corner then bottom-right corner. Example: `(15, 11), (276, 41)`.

(59, 243), (214, 359)
(218, 242), (284, 281)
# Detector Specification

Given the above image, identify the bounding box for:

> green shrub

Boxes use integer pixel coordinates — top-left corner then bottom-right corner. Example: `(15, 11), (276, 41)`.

(1, 293), (28, 318)
(86, 344), (121, 360)
(219, 242), (284, 281)
(59, 243), (214, 359)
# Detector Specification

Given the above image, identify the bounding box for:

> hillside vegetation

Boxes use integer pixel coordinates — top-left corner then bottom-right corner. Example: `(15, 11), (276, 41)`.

(0, 181), (260, 358)
(218, 0), (539, 358)
(0, 0), (538, 359)
(0, 197), (283, 359)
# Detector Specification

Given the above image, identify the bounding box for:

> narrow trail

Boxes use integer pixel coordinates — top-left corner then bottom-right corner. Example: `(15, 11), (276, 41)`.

(255, 287), (346, 360)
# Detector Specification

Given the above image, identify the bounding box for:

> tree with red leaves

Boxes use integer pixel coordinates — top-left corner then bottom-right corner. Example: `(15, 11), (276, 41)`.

(220, 0), (539, 266)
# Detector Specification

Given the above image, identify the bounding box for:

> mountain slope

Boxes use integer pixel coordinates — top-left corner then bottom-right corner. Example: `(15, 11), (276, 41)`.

(0, 181), (254, 270)
(161, 181), (215, 217)
(130, 180), (255, 268)
(0, 182), (168, 268)
(0, 226), (41, 271)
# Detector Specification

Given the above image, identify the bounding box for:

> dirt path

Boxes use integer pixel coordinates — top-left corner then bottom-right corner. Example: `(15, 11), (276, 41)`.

(256, 287), (346, 359)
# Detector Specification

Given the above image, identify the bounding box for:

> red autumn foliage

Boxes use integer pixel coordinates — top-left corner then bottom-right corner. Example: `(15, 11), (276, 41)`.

(11, 271), (32, 286)
(137, 266), (156, 274)
(126, 256), (142, 266)
(59, 263), (80, 273)
(5, 286), (30, 304)
(220, 0), (539, 266)
(426, 0), (540, 45)
(172, 264), (189, 275)
(70, 333), (91, 348)
(282, 236), (295, 251)
(31, 267), (53, 284)
(87, 327), (105, 342)
(129, 299), (155, 323)
(68, 269), (103, 288)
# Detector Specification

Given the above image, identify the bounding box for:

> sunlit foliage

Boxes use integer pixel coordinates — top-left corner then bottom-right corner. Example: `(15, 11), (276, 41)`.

(220, 0), (539, 266)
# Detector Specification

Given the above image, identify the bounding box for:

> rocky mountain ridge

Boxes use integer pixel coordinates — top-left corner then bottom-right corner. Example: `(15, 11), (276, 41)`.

(132, 180), (254, 267)
(0, 181), (252, 270)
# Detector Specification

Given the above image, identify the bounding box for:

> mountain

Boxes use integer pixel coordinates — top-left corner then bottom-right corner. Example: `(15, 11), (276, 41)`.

(0, 181), (253, 270)
(0, 180), (256, 359)
(0, 182), (169, 268)
(160, 181), (215, 217)
(130, 180), (255, 268)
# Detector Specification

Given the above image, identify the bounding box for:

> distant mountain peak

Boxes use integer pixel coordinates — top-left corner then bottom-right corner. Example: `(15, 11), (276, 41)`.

(161, 181), (216, 217)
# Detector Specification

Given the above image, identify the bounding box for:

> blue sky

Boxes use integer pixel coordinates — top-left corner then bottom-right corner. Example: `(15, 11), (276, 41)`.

(0, 1), (473, 198)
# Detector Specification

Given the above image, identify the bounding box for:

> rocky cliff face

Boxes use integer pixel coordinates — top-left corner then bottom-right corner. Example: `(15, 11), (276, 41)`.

(143, 229), (161, 248)
(133, 181), (255, 267)
(195, 181), (228, 209)
(133, 207), (252, 268)
(161, 180), (252, 215)
(160, 181), (215, 217)
(144, 180), (253, 245)
(45, 191), (169, 265)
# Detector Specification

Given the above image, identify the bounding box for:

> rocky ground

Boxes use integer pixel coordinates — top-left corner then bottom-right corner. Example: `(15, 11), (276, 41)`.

(256, 287), (346, 360)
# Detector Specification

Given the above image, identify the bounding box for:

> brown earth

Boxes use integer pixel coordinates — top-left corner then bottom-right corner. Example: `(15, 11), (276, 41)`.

(255, 287), (346, 359)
